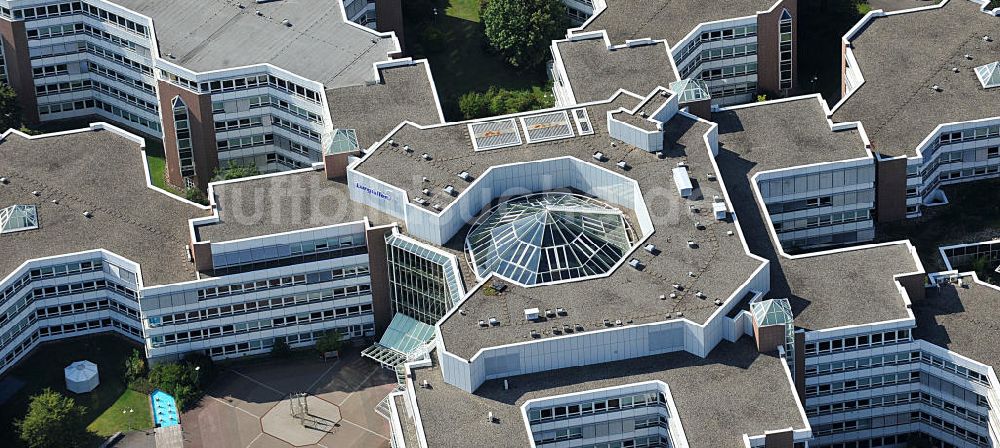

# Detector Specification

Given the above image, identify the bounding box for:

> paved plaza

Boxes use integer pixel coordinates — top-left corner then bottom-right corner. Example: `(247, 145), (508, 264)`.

(181, 349), (396, 448)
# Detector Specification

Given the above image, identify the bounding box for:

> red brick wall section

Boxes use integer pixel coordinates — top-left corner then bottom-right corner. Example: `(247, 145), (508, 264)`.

(156, 80), (218, 190)
(0, 17), (38, 124)
(376, 0), (405, 55)
(756, 0), (799, 97)
(794, 331), (805, 400)
(191, 241), (214, 273)
(366, 224), (395, 337)
(324, 153), (352, 180)
(875, 157), (908, 222)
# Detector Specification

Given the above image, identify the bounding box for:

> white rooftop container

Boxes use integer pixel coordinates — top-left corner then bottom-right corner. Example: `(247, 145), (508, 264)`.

(672, 166), (693, 198)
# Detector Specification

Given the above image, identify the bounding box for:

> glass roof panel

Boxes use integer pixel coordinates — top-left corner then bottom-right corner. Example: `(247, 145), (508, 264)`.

(669, 79), (711, 104)
(466, 193), (635, 286)
(326, 128), (360, 155)
(751, 298), (793, 327)
(974, 62), (1000, 89)
(0, 205), (38, 234)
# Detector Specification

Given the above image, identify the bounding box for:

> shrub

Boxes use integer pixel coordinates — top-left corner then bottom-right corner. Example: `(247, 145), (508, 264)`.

(212, 160), (259, 181)
(183, 187), (207, 205)
(124, 349), (147, 384)
(271, 338), (292, 358)
(458, 85), (554, 119)
(315, 331), (343, 355)
(148, 362), (202, 410)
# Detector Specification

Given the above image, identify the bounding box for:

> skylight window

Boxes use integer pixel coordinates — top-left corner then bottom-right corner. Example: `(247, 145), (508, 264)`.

(974, 62), (1000, 89)
(469, 118), (522, 151)
(0, 205), (38, 234)
(669, 79), (711, 104)
(326, 128), (360, 154)
(466, 193), (635, 286)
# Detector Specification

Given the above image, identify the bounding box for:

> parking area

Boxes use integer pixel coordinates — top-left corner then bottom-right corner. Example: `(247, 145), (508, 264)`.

(181, 348), (396, 448)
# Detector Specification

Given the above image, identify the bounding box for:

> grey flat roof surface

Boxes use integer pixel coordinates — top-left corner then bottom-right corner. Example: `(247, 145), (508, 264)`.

(197, 170), (396, 243)
(914, 280), (1000, 369)
(556, 38), (677, 104)
(610, 88), (672, 131)
(0, 129), (207, 286)
(378, 95), (761, 358)
(326, 62), (443, 149)
(393, 394), (421, 448)
(410, 338), (806, 448)
(831, 0), (1000, 157)
(713, 102), (919, 329)
(581, 0), (780, 45)
(868, 0), (944, 12)
(714, 97), (868, 171)
(115, 0), (395, 87)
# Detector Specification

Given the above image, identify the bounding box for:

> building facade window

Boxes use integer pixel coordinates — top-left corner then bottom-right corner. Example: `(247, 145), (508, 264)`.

(778, 9), (793, 90)
(171, 97), (196, 179)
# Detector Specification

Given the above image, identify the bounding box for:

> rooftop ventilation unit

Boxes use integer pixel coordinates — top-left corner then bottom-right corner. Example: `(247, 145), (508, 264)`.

(421, 153), (431, 160)
(617, 160), (628, 169)
(687, 240), (697, 248)
(255, 10), (262, 16)
(403, 145), (412, 152)
(0, 177), (7, 184)
(458, 171), (471, 181)
(695, 291), (706, 299)
(714, 299), (723, 306)
(421, 380), (430, 388)
(31, 191), (40, 196)
(644, 243), (656, 253)
(593, 151), (605, 161)
(82, 211), (93, 218)
(443, 185), (455, 196)
(545, 309), (556, 318)
(930, 85), (942, 92)
(388, 139), (396, 146)
(422, 176), (429, 182)
(965, 54), (973, 60)
(281, 19), (291, 27)
(531, 330), (540, 338)
(629, 258), (641, 269)
(421, 188), (430, 195)
(556, 308), (566, 316)
(432, 203), (442, 210)
(414, 197), (427, 205)
(488, 317), (499, 326)
(524, 308), (540, 321)
(491, 283), (507, 293)
(478, 320), (487, 327)
(985, 36), (993, 42)
(673, 166), (693, 198)
(672, 283), (682, 290)
(713, 201), (728, 220)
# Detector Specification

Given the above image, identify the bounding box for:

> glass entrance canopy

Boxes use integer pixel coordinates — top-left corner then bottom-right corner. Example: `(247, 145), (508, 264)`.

(466, 193), (635, 286)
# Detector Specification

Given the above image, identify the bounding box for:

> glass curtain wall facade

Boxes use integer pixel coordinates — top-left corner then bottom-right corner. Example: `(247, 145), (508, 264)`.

(385, 233), (460, 325)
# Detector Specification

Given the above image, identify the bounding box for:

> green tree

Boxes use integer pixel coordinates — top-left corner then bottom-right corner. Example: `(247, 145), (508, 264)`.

(212, 160), (260, 181)
(0, 84), (22, 132)
(124, 349), (147, 383)
(481, 0), (570, 69)
(315, 330), (343, 355)
(459, 90), (491, 119)
(15, 388), (88, 448)
(183, 186), (207, 205)
(148, 362), (202, 410)
(271, 338), (292, 358)
(459, 86), (554, 119)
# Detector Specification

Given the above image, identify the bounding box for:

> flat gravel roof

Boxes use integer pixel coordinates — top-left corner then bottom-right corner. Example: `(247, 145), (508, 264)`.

(581, 0), (781, 46)
(411, 338), (806, 448)
(0, 129), (208, 286)
(114, 0), (396, 87)
(831, 0), (1000, 157)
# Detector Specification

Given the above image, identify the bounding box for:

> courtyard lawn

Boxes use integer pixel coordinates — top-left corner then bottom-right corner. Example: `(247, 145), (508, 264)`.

(0, 334), (152, 447)
(404, 0), (551, 119)
(87, 389), (153, 437)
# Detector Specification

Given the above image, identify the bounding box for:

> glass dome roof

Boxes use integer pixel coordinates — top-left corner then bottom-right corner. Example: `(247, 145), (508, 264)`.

(466, 193), (635, 286)
(0, 205), (38, 234)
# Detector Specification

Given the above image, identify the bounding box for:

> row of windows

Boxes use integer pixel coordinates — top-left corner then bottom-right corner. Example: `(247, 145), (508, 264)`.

(698, 62), (756, 81)
(148, 284), (372, 327)
(217, 133), (273, 151)
(534, 416), (669, 446)
(806, 350), (918, 377)
(527, 390), (666, 423)
(33, 63), (69, 77)
(16, 2), (149, 37)
(31, 278), (137, 301)
(773, 208), (870, 233)
(675, 24), (757, 63)
(0, 260), (105, 324)
(215, 116), (263, 132)
(920, 146), (1000, 181)
(196, 264), (369, 300)
(938, 125), (1000, 145)
(29, 20), (152, 59)
(806, 371), (919, 397)
(938, 165), (1000, 182)
(911, 411), (989, 445)
(200, 74), (321, 103)
(38, 98), (161, 132)
(90, 61), (155, 93)
(0, 316), (141, 373)
(272, 116), (321, 141)
(149, 303), (373, 347)
(804, 329), (911, 356)
(778, 16), (793, 90)
(84, 41), (152, 75)
(806, 390), (987, 426)
(213, 94), (323, 124)
(35, 297), (138, 320)
(678, 43), (757, 79)
(172, 97), (195, 178)
(212, 234), (366, 269)
(709, 81), (756, 98)
(204, 323), (372, 358)
(575, 436), (667, 448)
(760, 166), (875, 198)
(265, 152), (308, 169)
(765, 189), (874, 214)
(92, 79), (158, 112)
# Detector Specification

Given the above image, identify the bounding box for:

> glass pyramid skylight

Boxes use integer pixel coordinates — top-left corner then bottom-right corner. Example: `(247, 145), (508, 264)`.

(669, 79), (711, 104)
(975, 62), (1000, 89)
(751, 298), (793, 327)
(466, 193), (635, 286)
(0, 205), (38, 234)
(325, 128), (359, 154)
